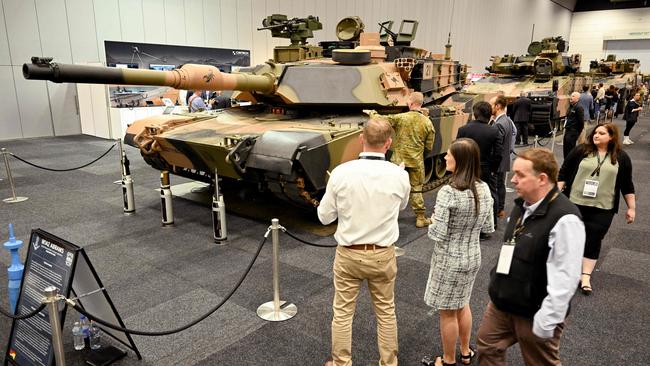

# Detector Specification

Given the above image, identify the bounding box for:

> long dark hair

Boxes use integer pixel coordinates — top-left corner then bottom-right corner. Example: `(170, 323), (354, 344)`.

(449, 138), (482, 216)
(584, 123), (621, 164)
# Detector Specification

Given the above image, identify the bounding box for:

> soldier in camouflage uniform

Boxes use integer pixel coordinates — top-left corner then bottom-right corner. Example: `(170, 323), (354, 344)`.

(367, 92), (435, 227)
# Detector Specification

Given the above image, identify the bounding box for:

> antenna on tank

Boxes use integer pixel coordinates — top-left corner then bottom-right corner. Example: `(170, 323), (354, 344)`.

(445, 0), (455, 60)
(531, 23), (535, 43)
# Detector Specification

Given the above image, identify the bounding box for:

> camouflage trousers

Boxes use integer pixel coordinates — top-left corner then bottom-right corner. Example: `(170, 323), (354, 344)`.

(406, 165), (426, 215)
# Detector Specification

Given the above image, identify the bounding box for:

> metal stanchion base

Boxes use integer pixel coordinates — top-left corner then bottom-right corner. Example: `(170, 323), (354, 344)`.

(214, 240), (228, 246)
(257, 301), (297, 321)
(3, 197), (28, 203)
(394, 246), (405, 257)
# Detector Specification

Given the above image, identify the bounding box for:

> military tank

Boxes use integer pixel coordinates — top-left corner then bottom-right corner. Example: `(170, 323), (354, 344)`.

(590, 54), (641, 116)
(461, 36), (590, 135)
(23, 15), (469, 208)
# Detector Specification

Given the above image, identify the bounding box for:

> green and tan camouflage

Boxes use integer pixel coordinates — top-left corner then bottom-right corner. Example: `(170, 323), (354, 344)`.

(461, 36), (589, 135)
(22, 16), (471, 207)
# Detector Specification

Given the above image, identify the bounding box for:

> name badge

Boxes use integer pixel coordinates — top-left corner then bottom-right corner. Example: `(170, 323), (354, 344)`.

(496, 243), (515, 275)
(582, 179), (599, 197)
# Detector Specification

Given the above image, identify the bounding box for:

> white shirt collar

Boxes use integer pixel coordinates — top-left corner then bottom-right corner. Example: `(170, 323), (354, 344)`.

(522, 196), (545, 221)
(359, 152), (386, 159)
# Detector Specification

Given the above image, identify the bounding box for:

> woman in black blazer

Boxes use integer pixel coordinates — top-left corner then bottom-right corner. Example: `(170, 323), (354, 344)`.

(558, 123), (636, 295)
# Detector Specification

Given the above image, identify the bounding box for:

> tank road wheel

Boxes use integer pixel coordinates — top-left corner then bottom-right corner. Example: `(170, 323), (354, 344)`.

(434, 154), (447, 180)
(424, 155), (447, 183)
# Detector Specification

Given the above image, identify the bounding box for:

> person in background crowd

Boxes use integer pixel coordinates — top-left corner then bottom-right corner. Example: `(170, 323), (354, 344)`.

(512, 92), (532, 146)
(604, 85), (616, 121)
(366, 92), (435, 228)
(578, 85), (594, 122)
(595, 83), (605, 122)
(210, 91), (232, 109)
(490, 95), (516, 220)
(477, 148), (585, 366)
(188, 90), (209, 112)
(456, 101), (502, 238)
(422, 138), (493, 366)
(558, 123), (635, 296)
(610, 87), (619, 119)
(622, 92), (642, 145)
(318, 118), (410, 366)
(563, 92), (584, 159)
(639, 83), (647, 107)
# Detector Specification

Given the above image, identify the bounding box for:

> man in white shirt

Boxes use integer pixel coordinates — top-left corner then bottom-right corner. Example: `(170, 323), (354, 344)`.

(477, 148), (585, 366)
(318, 118), (410, 366)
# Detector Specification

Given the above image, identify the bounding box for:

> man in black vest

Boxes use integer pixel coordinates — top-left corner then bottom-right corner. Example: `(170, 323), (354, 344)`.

(562, 92), (584, 159)
(477, 148), (585, 366)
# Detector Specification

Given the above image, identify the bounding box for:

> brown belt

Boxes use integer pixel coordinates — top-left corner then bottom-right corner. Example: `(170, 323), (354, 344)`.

(343, 244), (390, 250)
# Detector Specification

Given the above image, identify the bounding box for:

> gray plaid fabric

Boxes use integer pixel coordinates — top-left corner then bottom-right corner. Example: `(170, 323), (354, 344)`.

(424, 182), (494, 310)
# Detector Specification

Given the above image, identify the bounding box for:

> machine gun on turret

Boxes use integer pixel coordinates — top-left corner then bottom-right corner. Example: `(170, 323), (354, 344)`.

(258, 14), (323, 62)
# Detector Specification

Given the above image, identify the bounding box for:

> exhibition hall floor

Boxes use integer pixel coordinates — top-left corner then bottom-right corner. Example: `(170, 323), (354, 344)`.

(1, 115), (648, 365)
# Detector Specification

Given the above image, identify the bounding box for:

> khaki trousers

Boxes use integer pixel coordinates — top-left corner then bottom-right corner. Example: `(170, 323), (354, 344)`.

(332, 246), (398, 366)
(406, 166), (426, 215)
(477, 301), (564, 366)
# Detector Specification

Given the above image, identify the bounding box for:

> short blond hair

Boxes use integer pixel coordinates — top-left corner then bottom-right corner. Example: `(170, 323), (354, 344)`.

(408, 92), (424, 106)
(363, 118), (393, 148)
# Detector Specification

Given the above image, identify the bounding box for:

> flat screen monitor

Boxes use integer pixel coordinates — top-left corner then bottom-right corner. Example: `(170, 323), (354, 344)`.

(149, 64), (176, 71)
(108, 63), (139, 69)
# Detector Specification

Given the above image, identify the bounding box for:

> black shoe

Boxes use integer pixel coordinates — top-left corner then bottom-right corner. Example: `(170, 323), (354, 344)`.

(480, 233), (491, 241)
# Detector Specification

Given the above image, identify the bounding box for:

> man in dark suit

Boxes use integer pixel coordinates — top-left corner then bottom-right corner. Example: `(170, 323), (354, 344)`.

(457, 101), (503, 237)
(512, 92), (532, 145)
(490, 95), (516, 220)
(563, 92), (584, 159)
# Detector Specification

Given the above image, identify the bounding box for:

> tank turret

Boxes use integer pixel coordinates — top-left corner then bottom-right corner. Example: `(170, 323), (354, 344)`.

(589, 54), (640, 75)
(486, 36), (580, 80)
(23, 16), (471, 208)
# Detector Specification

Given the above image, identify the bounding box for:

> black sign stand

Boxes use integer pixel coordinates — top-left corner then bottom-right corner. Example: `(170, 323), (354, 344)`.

(4, 229), (141, 366)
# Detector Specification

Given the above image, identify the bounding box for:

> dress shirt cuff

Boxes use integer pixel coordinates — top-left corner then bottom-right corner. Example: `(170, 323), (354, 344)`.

(532, 314), (555, 339)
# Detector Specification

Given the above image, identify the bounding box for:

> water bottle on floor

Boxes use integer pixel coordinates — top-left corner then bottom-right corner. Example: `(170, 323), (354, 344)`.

(89, 321), (101, 350)
(72, 322), (85, 350)
(80, 315), (91, 347)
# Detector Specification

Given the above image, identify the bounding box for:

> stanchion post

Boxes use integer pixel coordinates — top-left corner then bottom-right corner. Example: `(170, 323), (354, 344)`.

(160, 171), (174, 226)
(533, 135), (539, 148)
(43, 286), (66, 366)
(212, 168), (227, 244)
(118, 139), (135, 215)
(2, 148), (28, 204)
(551, 128), (556, 152)
(4, 223), (24, 313)
(257, 218), (297, 322)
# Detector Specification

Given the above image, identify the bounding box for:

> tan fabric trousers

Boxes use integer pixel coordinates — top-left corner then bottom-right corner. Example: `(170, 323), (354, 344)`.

(406, 165), (426, 215)
(332, 246), (398, 366)
(477, 301), (564, 366)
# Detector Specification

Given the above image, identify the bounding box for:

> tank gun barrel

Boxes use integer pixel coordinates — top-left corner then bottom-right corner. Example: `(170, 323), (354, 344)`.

(23, 57), (276, 94)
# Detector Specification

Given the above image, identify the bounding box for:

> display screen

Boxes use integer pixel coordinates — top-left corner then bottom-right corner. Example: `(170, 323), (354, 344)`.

(149, 64), (176, 71)
(108, 63), (139, 69)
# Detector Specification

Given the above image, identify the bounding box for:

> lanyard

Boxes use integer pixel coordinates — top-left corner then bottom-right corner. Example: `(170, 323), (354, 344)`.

(590, 152), (608, 177)
(359, 155), (385, 161)
(507, 192), (560, 244)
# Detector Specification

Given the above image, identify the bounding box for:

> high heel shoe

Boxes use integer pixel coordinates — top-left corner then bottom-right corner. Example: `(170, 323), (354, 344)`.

(580, 272), (592, 296)
(460, 346), (476, 365)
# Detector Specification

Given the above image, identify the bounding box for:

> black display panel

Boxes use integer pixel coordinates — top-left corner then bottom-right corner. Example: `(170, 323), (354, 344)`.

(5, 230), (79, 366)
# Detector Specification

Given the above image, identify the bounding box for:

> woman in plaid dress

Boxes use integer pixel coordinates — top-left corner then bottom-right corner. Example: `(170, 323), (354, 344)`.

(422, 138), (494, 366)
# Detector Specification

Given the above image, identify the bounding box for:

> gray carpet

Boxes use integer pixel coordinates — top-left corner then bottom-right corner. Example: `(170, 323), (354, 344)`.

(0, 115), (648, 365)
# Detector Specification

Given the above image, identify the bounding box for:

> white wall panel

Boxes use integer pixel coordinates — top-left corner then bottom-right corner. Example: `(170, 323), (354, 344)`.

(184, 0), (204, 46)
(35, 0), (73, 64)
(94, 0), (122, 63)
(219, 0), (237, 48)
(48, 82), (80, 136)
(250, 0), (268, 65)
(119, 0), (145, 42)
(4, 0), (41, 65)
(12, 67), (53, 138)
(164, 0), (186, 45)
(142, 0), (166, 44)
(570, 8), (650, 71)
(203, 0), (222, 47)
(66, 0), (100, 63)
(0, 1), (12, 65)
(0, 66), (21, 139)
(236, 0), (252, 52)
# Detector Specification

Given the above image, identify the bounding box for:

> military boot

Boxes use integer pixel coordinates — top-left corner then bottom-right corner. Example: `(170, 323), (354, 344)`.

(415, 214), (432, 228)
